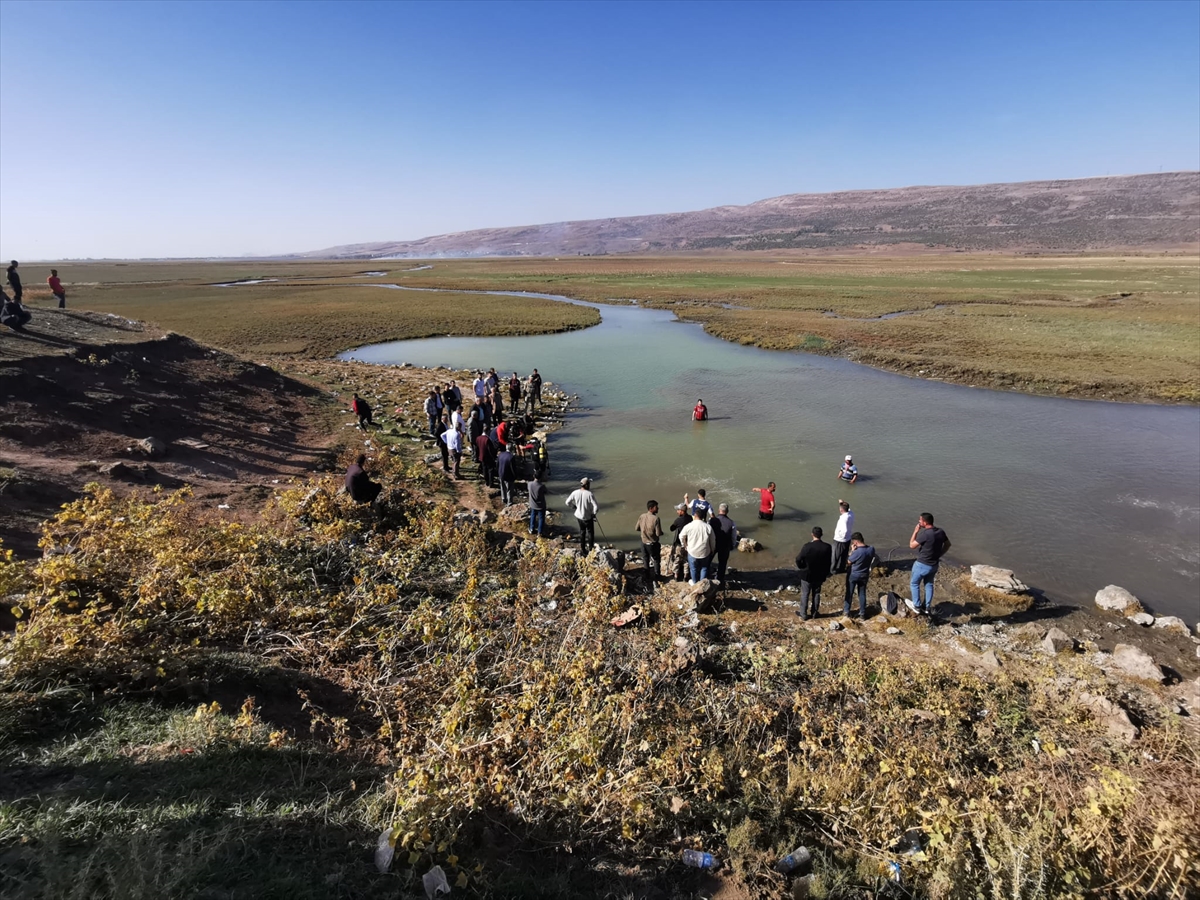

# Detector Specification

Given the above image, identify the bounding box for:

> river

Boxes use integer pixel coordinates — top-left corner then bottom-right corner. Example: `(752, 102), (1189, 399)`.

(343, 288), (1200, 621)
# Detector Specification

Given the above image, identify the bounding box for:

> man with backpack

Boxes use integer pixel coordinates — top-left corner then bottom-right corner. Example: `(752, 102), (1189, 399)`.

(908, 512), (951, 616)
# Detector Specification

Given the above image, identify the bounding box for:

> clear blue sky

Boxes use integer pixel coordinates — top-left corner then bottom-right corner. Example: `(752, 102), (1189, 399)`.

(1, 0), (1197, 258)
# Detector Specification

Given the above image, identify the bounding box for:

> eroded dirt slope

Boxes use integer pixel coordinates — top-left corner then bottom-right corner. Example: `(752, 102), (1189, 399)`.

(1, 310), (338, 556)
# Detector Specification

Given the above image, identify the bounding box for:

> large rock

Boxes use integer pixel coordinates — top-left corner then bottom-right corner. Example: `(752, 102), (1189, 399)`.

(138, 436), (167, 458)
(738, 538), (763, 553)
(500, 502), (531, 522)
(969, 565), (1028, 594)
(1078, 692), (1139, 743)
(1111, 643), (1165, 683)
(592, 548), (626, 594)
(658, 579), (719, 614)
(980, 649), (1003, 670)
(1127, 612), (1154, 626)
(1042, 627), (1074, 655)
(1152, 615), (1189, 634)
(1095, 585), (1143, 615)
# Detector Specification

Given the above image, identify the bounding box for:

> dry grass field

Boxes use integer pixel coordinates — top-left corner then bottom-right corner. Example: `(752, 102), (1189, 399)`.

(12, 261), (598, 359)
(14, 254), (1199, 401)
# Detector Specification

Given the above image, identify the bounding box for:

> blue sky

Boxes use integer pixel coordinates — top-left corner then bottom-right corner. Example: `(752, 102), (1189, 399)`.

(1, 0), (1197, 258)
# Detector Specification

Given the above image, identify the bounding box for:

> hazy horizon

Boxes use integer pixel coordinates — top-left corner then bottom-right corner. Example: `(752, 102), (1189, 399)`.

(2, 0), (1197, 259)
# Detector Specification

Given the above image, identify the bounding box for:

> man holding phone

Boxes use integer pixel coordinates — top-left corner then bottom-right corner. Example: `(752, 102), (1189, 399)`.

(908, 512), (951, 616)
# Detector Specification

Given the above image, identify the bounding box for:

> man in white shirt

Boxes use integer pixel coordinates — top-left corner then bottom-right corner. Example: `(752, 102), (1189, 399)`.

(565, 477), (599, 554)
(473, 373), (487, 401)
(443, 426), (462, 479)
(679, 509), (717, 585)
(832, 499), (855, 574)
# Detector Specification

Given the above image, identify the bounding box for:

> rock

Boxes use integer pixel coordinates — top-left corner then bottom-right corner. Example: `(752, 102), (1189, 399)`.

(829, 620), (843, 632)
(1016, 623), (1047, 642)
(1111, 643), (1165, 683)
(500, 501), (531, 521)
(980, 648), (1003, 670)
(979, 624), (996, 636)
(1042, 627), (1075, 655)
(737, 537), (763, 553)
(661, 578), (719, 614)
(1127, 612), (1155, 626)
(1095, 585), (1143, 615)
(1078, 692), (1139, 743)
(423, 454), (441, 464)
(545, 579), (571, 599)
(969, 565), (1028, 594)
(886, 626), (902, 636)
(1152, 615), (1189, 634)
(592, 548), (626, 594)
(138, 436), (167, 458)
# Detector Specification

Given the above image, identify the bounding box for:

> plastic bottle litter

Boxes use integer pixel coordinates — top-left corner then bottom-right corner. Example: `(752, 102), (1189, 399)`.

(681, 849), (720, 869)
(887, 860), (902, 883)
(775, 845), (812, 873)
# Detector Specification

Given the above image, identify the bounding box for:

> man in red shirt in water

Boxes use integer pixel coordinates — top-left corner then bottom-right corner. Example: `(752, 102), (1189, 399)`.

(692, 399), (708, 421)
(753, 482), (776, 520)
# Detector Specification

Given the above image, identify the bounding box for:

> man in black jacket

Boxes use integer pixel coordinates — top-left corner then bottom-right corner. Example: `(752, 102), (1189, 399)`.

(6, 261), (22, 303)
(667, 502), (691, 582)
(345, 454), (382, 505)
(795, 526), (833, 620)
(712, 503), (739, 584)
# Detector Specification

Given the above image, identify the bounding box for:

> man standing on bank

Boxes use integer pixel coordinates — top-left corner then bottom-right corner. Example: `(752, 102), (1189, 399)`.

(679, 507), (717, 585)
(712, 502), (739, 584)
(497, 442), (517, 506)
(635, 499), (663, 579)
(844, 531), (875, 621)
(565, 477), (599, 554)
(752, 482), (776, 520)
(795, 526), (833, 620)
(831, 500), (855, 574)
(528, 469), (548, 537)
(6, 261), (22, 304)
(668, 502), (691, 582)
(908, 512), (951, 616)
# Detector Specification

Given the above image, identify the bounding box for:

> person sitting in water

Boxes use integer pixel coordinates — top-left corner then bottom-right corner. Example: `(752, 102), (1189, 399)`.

(838, 455), (859, 483)
(692, 399), (708, 421)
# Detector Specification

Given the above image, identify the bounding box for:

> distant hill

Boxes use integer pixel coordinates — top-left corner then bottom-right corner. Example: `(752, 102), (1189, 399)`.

(301, 172), (1200, 259)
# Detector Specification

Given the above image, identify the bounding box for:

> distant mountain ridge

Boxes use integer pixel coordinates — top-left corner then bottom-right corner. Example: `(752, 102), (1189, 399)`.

(301, 172), (1200, 259)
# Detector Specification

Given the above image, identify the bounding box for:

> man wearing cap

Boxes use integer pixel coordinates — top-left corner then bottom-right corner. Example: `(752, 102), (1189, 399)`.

(712, 503), (739, 584)
(831, 500), (855, 574)
(838, 456), (858, 483)
(667, 502), (691, 582)
(565, 477), (599, 554)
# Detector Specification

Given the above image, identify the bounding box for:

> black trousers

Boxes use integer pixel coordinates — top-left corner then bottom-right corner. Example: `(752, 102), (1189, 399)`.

(715, 549), (731, 583)
(831, 540), (849, 574)
(800, 580), (824, 618)
(577, 518), (595, 554)
(641, 541), (661, 575)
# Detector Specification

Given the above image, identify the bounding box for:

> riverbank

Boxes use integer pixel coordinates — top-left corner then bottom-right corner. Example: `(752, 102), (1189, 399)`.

(3, 323), (1199, 897)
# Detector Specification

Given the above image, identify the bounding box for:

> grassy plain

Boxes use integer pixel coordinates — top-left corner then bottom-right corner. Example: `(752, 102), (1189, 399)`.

(16, 261), (598, 358)
(386, 255), (1200, 403)
(21, 254), (1198, 401)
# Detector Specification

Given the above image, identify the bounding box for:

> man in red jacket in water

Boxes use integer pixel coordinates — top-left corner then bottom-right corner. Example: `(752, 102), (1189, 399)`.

(692, 399), (708, 421)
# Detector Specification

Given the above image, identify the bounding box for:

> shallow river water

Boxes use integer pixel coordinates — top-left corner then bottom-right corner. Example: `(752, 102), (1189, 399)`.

(344, 289), (1200, 621)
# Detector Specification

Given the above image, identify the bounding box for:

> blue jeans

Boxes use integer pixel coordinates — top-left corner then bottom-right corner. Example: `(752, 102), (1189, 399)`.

(529, 507), (546, 536)
(910, 561), (938, 611)
(687, 554), (711, 583)
(845, 575), (869, 618)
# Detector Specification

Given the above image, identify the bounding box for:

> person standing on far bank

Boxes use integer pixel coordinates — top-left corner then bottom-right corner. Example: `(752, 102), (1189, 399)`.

(832, 499), (854, 574)
(635, 499), (663, 579)
(844, 532), (875, 621)
(6, 261), (22, 303)
(795, 526), (832, 620)
(565, 477), (599, 554)
(48, 269), (66, 308)
(908, 512), (951, 616)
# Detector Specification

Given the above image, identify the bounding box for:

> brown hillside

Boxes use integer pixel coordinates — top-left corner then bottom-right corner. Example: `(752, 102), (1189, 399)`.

(303, 171), (1200, 258)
